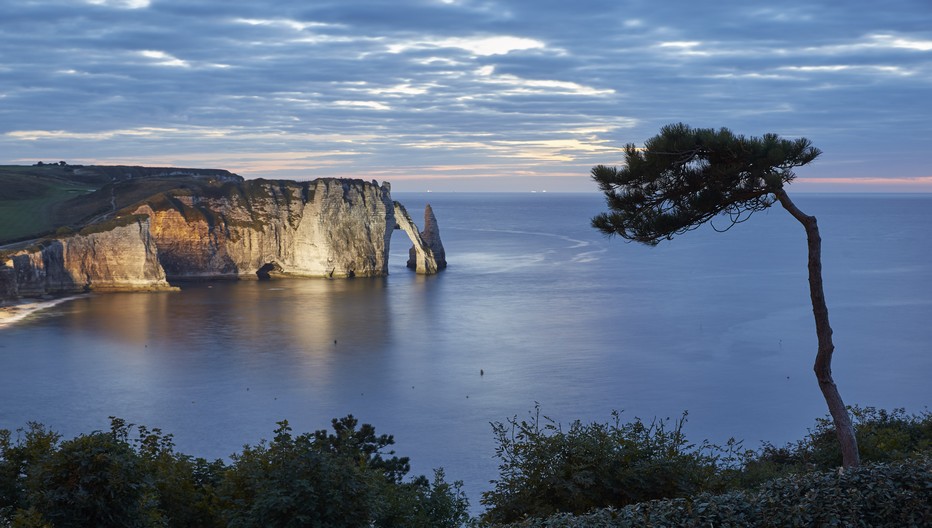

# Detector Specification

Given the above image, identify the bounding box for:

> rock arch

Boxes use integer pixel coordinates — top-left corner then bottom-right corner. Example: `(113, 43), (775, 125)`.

(393, 201), (445, 275)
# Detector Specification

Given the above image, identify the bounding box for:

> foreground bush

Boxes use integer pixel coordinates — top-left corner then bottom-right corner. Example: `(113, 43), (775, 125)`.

(219, 417), (471, 528)
(735, 406), (932, 489)
(0, 416), (471, 527)
(480, 407), (737, 524)
(499, 455), (932, 528)
(2, 407), (929, 526)
(481, 405), (932, 525)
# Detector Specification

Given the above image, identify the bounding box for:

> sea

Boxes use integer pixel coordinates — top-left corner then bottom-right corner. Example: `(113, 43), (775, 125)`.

(1, 192), (930, 509)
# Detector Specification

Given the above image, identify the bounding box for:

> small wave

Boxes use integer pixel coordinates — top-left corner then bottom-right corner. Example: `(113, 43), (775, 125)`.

(454, 252), (547, 274)
(572, 248), (608, 263)
(451, 226), (591, 249)
(449, 226), (599, 265)
(848, 265), (927, 275)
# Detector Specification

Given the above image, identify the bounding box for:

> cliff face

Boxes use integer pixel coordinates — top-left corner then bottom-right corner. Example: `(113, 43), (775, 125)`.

(0, 216), (171, 297)
(0, 178), (445, 301)
(135, 179), (396, 279)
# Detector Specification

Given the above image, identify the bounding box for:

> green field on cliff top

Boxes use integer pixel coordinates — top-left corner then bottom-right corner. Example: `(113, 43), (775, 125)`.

(0, 164), (239, 245)
(0, 165), (99, 244)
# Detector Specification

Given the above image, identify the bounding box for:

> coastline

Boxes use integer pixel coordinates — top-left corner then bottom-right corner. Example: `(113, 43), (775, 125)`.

(0, 296), (84, 329)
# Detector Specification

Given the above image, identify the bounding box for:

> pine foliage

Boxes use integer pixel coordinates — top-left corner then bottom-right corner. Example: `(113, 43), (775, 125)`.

(591, 123), (821, 244)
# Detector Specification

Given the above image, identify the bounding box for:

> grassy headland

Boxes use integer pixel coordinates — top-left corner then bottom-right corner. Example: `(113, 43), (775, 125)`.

(0, 165), (99, 243)
(0, 164), (241, 245)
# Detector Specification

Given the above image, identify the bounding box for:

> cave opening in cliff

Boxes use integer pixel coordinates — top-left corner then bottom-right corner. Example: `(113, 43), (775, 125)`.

(256, 262), (283, 280)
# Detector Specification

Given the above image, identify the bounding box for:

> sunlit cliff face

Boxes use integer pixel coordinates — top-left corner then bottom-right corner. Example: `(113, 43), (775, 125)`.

(133, 179), (397, 280)
(0, 178), (446, 301)
(2, 218), (171, 297)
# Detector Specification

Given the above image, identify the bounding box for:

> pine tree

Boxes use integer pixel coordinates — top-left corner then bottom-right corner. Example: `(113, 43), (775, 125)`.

(592, 123), (860, 468)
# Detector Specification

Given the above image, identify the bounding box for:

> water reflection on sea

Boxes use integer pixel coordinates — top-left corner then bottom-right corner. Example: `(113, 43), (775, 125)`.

(1, 192), (931, 509)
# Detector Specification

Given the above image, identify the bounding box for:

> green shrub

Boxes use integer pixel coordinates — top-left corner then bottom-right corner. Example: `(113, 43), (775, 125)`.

(480, 407), (735, 524)
(19, 430), (153, 528)
(378, 469), (472, 528)
(114, 418), (225, 528)
(1, 417), (472, 528)
(499, 455), (932, 528)
(736, 406), (932, 488)
(811, 406), (932, 465)
(219, 417), (472, 528)
(482, 406), (932, 525)
(218, 419), (375, 528)
(0, 423), (61, 521)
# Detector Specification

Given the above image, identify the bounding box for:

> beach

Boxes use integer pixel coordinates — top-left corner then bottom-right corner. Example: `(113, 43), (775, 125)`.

(0, 296), (82, 329)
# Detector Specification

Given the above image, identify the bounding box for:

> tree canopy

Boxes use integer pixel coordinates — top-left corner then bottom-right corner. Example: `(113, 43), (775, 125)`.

(591, 123), (821, 244)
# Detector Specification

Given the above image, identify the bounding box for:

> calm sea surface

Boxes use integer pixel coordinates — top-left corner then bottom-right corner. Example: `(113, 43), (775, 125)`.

(2, 192), (931, 508)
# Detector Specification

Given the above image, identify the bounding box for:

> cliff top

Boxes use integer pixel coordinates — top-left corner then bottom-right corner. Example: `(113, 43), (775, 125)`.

(0, 164), (242, 244)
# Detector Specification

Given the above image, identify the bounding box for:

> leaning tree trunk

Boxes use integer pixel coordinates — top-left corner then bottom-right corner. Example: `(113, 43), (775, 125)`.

(776, 189), (860, 468)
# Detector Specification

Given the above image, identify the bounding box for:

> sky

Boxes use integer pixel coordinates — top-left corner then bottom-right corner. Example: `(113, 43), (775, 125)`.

(1, 0), (930, 192)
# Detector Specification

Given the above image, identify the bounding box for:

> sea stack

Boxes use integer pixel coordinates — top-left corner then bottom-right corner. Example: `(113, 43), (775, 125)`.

(406, 204), (446, 273)
(418, 204), (446, 271)
(395, 202), (445, 275)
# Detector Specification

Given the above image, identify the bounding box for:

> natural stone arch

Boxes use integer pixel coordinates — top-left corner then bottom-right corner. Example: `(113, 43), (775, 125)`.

(392, 201), (445, 275)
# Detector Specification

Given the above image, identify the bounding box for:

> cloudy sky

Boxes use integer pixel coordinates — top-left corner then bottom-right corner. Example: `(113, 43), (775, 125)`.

(1, 0), (930, 191)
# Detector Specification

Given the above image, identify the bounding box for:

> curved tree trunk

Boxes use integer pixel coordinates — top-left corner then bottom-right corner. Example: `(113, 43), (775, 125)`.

(775, 189), (860, 468)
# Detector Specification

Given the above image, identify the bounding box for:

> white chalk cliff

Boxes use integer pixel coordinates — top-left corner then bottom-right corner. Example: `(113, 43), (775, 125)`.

(0, 178), (445, 300)
(2, 216), (172, 297)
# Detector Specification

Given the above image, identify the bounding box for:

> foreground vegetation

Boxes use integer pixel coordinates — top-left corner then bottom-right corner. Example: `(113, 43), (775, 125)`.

(1, 407), (929, 527)
(0, 416), (470, 527)
(500, 456), (931, 528)
(484, 406), (931, 526)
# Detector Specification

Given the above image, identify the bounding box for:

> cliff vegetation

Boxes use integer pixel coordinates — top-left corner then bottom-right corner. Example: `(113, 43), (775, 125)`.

(0, 164), (240, 245)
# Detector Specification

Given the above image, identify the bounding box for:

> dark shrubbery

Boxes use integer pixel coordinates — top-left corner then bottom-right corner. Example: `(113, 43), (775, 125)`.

(2, 407), (929, 527)
(218, 417), (471, 528)
(735, 406), (932, 489)
(0, 416), (471, 528)
(484, 405), (932, 526)
(500, 455), (932, 528)
(480, 407), (737, 524)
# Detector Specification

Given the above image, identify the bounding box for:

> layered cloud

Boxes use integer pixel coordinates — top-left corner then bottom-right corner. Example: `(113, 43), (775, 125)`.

(0, 0), (929, 190)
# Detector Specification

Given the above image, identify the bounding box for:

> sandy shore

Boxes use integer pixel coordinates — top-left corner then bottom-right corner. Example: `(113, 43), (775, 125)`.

(0, 296), (84, 329)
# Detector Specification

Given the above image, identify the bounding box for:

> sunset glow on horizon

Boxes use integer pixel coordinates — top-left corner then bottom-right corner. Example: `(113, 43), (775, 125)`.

(1, 1), (930, 192)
